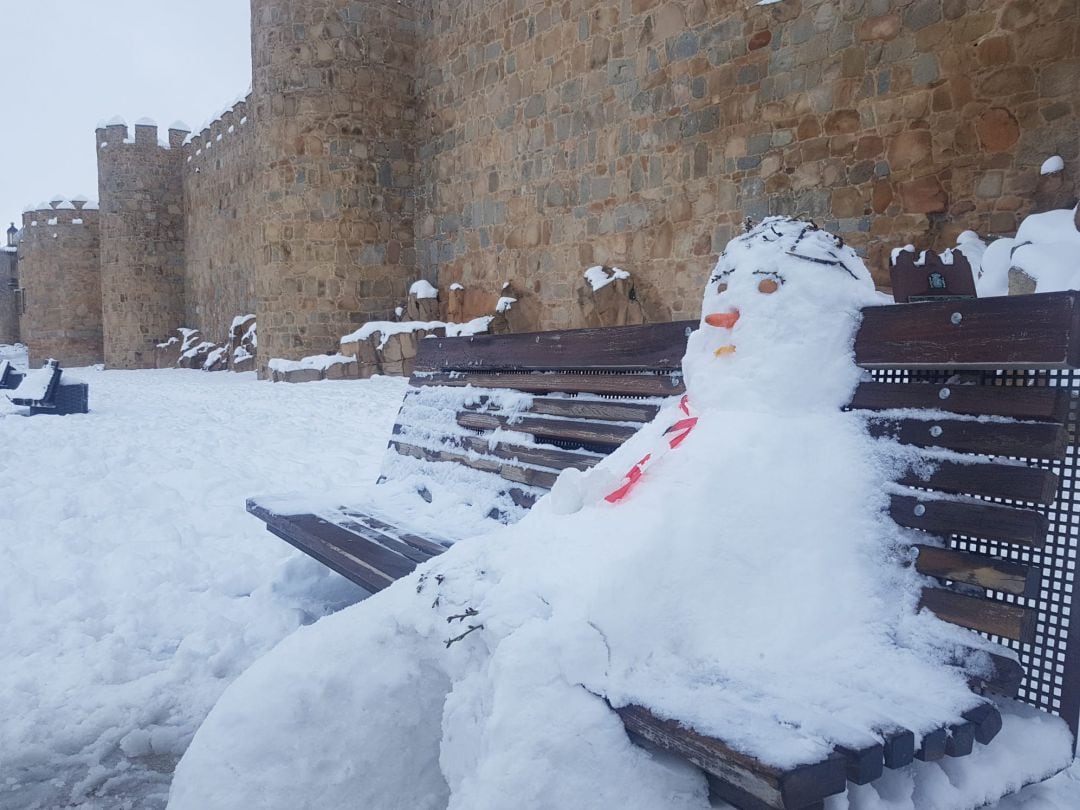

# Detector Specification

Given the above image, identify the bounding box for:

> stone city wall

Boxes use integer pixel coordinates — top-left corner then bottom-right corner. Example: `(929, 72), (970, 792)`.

(17, 203), (104, 367)
(182, 97), (258, 345)
(97, 121), (189, 369)
(414, 0), (1079, 326)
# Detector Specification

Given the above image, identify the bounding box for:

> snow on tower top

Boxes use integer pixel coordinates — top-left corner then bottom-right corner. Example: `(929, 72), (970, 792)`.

(70, 194), (89, 203)
(170, 120), (191, 132)
(56, 200), (76, 210)
(135, 117), (157, 127)
(106, 115), (126, 127)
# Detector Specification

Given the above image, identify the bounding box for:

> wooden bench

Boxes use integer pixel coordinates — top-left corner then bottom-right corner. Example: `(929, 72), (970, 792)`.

(0, 358), (23, 390)
(248, 291), (1080, 809)
(6, 360), (89, 415)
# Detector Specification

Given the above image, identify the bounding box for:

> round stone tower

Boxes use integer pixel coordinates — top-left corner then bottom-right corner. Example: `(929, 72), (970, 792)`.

(96, 118), (190, 369)
(250, 0), (418, 374)
(17, 198), (104, 367)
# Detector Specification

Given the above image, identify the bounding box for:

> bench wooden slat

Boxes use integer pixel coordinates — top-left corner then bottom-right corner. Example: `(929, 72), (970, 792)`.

(335, 516), (436, 565)
(899, 460), (1058, 504)
(945, 721), (976, 757)
(879, 728), (915, 769)
(391, 440), (559, 489)
(615, 704), (847, 809)
(463, 396), (662, 423)
(915, 545), (1040, 597)
(412, 370), (686, 397)
(414, 320), (695, 373)
(851, 382), (1071, 424)
(962, 703), (1003, 745)
(890, 493), (1048, 547)
(414, 292), (1080, 374)
(914, 727), (948, 761)
(920, 588), (1038, 643)
(855, 292), (1080, 370)
(867, 417), (1067, 460)
(457, 411), (639, 448)
(342, 512), (451, 557)
(457, 435), (601, 473)
(834, 742), (884, 785)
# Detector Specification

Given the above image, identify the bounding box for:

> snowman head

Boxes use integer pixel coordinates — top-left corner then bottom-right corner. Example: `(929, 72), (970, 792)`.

(684, 217), (878, 412)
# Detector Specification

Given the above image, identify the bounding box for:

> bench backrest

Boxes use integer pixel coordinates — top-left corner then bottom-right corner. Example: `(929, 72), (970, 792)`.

(385, 292), (1080, 740)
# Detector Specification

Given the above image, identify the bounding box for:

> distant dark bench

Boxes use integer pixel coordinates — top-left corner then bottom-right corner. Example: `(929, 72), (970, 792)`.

(248, 292), (1080, 809)
(5, 360), (89, 415)
(0, 359), (23, 390)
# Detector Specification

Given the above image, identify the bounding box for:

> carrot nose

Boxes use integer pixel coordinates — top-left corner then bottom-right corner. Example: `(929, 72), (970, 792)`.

(705, 310), (740, 329)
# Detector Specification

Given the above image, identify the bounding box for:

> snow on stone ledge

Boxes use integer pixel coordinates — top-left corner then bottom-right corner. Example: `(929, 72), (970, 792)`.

(584, 265), (630, 292)
(267, 354), (355, 373)
(409, 279), (439, 299)
(341, 317), (492, 349)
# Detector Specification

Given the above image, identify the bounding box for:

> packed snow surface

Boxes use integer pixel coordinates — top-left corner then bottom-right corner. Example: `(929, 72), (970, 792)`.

(1041, 155), (1065, 175)
(1, 367), (409, 808)
(975, 205), (1080, 296)
(168, 220), (1077, 809)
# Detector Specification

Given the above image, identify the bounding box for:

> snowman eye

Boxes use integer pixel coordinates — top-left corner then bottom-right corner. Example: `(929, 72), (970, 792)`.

(757, 277), (781, 294)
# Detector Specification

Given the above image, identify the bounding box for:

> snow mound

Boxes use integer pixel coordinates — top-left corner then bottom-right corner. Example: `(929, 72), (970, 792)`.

(169, 220), (1074, 810)
(1041, 155), (1065, 175)
(975, 205), (1080, 296)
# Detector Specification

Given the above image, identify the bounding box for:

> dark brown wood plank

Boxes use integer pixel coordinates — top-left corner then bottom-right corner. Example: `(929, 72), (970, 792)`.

(343, 511), (450, 557)
(899, 460), (1058, 504)
(855, 292), (1080, 370)
(890, 494), (1048, 547)
(457, 411), (640, 447)
(246, 502), (409, 594)
(963, 652), (1024, 698)
(850, 382), (1071, 423)
(616, 704), (847, 809)
(914, 728), (947, 761)
(705, 774), (823, 810)
(458, 435), (601, 472)
(915, 545), (1041, 597)
(834, 742), (884, 785)
(945, 721), (976, 757)
(920, 588), (1038, 643)
(413, 320), (696, 372)
(411, 370), (686, 397)
(867, 417), (1067, 460)
(391, 440), (559, 489)
(962, 704), (1003, 745)
(335, 516), (436, 565)
(464, 396), (662, 423)
(880, 729), (915, 769)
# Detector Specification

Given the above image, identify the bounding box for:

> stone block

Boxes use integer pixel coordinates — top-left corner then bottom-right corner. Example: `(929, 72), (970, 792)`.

(283, 367), (323, 384)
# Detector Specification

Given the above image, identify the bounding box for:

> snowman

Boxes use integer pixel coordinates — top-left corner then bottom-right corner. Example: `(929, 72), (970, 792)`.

(169, 218), (1041, 810)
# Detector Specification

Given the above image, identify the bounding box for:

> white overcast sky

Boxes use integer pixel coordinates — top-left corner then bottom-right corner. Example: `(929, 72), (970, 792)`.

(0, 0), (251, 229)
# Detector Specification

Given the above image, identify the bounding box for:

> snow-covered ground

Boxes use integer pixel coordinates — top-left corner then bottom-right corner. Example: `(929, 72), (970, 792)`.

(0, 360), (407, 808)
(1, 347), (1078, 809)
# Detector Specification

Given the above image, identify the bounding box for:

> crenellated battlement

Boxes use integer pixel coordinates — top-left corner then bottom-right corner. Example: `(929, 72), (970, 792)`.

(183, 94), (252, 163)
(21, 198), (100, 233)
(95, 116), (189, 153)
